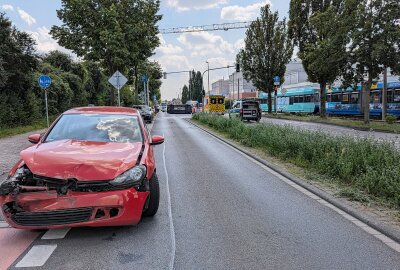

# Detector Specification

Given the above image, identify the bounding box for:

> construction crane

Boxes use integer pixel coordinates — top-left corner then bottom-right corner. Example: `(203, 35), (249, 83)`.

(160, 21), (253, 34)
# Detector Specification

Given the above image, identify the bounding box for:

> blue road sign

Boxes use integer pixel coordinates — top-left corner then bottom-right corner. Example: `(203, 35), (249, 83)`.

(141, 75), (148, 82)
(273, 76), (280, 83)
(38, 75), (52, 89)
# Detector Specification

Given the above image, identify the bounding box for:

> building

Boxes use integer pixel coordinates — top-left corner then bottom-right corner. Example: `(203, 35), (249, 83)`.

(211, 79), (230, 96)
(283, 59), (309, 86)
(226, 71), (257, 100)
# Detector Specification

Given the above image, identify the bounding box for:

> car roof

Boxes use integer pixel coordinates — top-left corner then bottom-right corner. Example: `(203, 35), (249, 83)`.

(64, 106), (140, 115)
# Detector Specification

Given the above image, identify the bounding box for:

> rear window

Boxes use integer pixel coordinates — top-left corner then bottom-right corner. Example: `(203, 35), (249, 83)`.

(45, 114), (143, 143)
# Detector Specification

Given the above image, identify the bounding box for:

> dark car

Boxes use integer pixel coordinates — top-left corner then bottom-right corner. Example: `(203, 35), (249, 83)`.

(0, 106), (164, 229)
(229, 100), (262, 122)
(132, 105), (154, 123)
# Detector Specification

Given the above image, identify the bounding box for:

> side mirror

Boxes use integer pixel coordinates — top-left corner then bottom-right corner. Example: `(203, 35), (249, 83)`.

(150, 135), (164, 146)
(28, 134), (41, 144)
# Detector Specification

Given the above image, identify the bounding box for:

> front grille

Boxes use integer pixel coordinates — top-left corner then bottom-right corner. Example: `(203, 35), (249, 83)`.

(12, 207), (93, 226)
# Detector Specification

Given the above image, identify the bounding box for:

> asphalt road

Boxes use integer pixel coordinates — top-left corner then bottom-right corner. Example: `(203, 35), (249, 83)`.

(260, 117), (400, 147)
(4, 113), (400, 269)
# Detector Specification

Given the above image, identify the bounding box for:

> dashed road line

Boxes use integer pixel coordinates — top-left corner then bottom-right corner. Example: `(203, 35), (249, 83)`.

(41, 228), (71, 240)
(16, 245), (57, 268)
(163, 133), (176, 270)
(190, 120), (400, 253)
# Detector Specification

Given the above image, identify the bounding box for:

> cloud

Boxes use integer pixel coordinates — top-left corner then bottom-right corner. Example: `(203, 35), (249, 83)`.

(1, 4), (14, 11)
(27, 26), (71, 55)
(221, 1), (271, 21)
(156, 34), (184, 55)
(17, 8), (36, 26)
(166, 0), (228, 12)
(177, 31), (234, 57)
(234, 38), (245, 50)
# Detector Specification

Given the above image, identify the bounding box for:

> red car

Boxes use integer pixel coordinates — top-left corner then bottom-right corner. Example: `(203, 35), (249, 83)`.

(0, 107), (164, 229)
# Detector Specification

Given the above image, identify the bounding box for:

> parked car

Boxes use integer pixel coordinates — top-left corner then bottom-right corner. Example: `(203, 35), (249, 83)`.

(132, 105), (154, 123)
(229, 100), (262, 122)
(0, 106), (164, 229)
(161, 102), (167, 112)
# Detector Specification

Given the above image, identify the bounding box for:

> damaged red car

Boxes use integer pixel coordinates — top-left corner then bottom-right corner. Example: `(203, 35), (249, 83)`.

(0, 107), (164, 229)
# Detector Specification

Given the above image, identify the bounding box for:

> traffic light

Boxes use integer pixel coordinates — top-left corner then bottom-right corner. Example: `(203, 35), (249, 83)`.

(236, 63), (240, 72)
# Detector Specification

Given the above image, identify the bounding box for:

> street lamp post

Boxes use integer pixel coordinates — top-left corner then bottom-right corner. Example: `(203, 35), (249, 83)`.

(206, 61), (210, 96)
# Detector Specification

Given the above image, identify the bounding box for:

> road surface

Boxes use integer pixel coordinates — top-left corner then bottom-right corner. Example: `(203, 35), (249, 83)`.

(261, 117), (400, 147)
(1, 113), (400, 269)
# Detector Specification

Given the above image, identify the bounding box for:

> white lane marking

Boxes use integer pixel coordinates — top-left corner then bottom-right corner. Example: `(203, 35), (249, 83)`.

(0, 221), (9, 228)
(16, 245), (57, 268)
(41, 228), (71, 240)
(193, 123), (400, 253)
(163, 133), (176, 270)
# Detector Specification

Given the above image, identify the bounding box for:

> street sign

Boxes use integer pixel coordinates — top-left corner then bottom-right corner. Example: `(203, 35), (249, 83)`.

(38, 75), (52, 128)
(281, 88), (287, 95)
(38, 75), (52, 89)
(273, 76), (280, 86)
(108, 71), (128, 89)
(153, 95), (157, 101)
(108, 71), (128, 106)
(141, 74), (148, 82)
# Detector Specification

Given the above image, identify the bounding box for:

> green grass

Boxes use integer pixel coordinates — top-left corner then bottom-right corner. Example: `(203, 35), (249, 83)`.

(266, 114), (400, 133)
(193, 113), (400, 208)
(0, 120), (49, 139)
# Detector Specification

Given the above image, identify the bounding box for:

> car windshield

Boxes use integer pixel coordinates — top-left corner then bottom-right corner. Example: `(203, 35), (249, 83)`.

(45, 114), (143, 143)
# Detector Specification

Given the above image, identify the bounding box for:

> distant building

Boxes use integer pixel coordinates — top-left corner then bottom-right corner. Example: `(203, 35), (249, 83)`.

(283, 59), (309, 86)
(211, 79), (230, 96)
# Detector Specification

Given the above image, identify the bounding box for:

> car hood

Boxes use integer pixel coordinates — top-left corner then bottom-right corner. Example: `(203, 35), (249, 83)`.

(20, 140), (143, 181)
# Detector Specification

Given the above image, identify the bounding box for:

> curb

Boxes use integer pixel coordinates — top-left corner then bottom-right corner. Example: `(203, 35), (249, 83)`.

(187, 119), (400, 244)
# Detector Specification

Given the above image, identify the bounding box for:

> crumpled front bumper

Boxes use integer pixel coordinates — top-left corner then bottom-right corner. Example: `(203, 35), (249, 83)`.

(0, 188), (149, 229)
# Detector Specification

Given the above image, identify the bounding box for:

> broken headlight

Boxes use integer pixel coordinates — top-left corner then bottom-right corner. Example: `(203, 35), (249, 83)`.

(0, 167), (30, 195)
(109, 165), (146, 187)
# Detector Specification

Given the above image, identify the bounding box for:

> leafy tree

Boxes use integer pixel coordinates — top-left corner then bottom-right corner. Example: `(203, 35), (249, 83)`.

(181, 85), (189, 104)
(136, 61), (163, 105)
(239, 4), (293, 113)
(343, 0), (400, 123)
(289, 0), (347, 117)
(50, 0), (162, 105)
(0, 13), (39, 128)
(43, 50), (73, 71)
(188, 71), (204, 103)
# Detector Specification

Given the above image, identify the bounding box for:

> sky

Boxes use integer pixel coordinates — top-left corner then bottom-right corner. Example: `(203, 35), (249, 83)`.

(0, 0), (290, 100)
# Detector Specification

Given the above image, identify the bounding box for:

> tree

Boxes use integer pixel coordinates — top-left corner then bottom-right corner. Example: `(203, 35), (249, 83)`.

(0, 13), (39, 128)
(239, 4), (293, 114)
(136, 60), (163, 105)
(343, 0), (400, 123)
(181, 85), (189, 104)
(50, 0), (161, 105)
(188, 71), (204, 103)
(289, 0), (347, 117)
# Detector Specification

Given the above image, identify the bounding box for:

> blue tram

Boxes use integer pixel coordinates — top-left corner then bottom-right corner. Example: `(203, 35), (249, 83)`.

(258, 81), (400, 116)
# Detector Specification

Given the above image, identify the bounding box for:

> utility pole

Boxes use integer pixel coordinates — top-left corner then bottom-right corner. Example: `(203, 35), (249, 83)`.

(382, 67), (388, 120)
(206, 61), (210, 96)
(238, 78), (240, 100)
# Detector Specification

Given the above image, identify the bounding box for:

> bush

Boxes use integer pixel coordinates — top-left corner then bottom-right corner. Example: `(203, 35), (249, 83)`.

(192, 113), (400, 207)
(385, 114), (397, 124)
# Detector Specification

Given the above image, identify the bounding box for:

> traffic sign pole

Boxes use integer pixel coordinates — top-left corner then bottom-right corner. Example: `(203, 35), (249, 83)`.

(38, 75), (52, 127)
(45, 90), (49, 127)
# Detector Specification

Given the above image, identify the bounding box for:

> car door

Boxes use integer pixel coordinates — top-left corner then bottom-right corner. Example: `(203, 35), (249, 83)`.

(230, 102), (241, 118)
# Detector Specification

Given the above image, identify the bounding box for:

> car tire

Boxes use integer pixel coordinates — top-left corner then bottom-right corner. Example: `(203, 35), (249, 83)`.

(142, 173), (160, 217)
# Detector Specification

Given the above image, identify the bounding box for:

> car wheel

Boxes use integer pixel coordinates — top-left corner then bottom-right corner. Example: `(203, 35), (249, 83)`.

(142, 173), (160, 217)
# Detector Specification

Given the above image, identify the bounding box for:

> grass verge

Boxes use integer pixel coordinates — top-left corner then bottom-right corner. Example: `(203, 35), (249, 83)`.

(193, 113), (400, 209)
(265, 113), (400, 133)
(0, 120), (48, 139)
